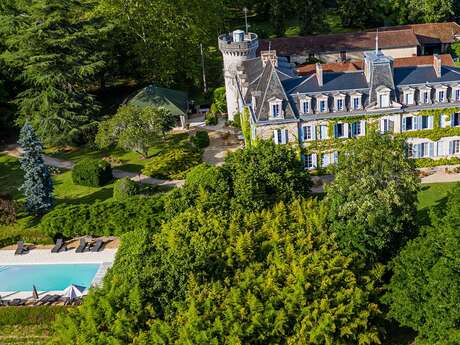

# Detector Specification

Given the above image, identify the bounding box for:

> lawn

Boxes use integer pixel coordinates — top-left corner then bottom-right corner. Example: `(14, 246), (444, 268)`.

(0, 154), (114, 246)
(45, 132), (194, 174)
(418, 182), (458, 210)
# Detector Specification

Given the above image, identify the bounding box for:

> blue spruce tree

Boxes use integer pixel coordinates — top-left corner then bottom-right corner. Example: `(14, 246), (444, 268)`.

(18, 124), (54, 216)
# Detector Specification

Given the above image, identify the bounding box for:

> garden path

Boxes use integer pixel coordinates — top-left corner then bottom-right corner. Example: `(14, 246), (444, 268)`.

(1, 145), (184, 188)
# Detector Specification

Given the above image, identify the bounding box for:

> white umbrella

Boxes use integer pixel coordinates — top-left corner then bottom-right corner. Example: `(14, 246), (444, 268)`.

(62, 284), (85, 299)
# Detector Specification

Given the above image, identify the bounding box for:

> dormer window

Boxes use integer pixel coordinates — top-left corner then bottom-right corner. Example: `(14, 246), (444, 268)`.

(333, 93), (345, 112)
(316, 95), (328, 113)
(422, 90), (430, 103)
(299, 96), (311, 115)
(403, 88), (415, 105)
(336, 99), (344, 111)
(376, 86), (391, 108)
(435, 86), (448, 103)
(455, 89), (460, 102)
(269, 99), (283, 118)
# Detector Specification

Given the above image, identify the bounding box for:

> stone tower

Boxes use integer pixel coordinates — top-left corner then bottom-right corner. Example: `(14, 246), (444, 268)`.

(218, 29), (258, 121)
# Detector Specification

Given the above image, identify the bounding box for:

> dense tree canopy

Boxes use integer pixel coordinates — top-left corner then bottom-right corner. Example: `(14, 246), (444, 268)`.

(52, 199), (382, 345)
(384, 183), (460, 345)
(325, 131), (420, 262)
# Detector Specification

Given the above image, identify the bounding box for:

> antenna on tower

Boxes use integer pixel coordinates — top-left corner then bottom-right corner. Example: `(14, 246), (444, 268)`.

(375, 28), (379, 54)
(243, 7), (249, 34)
(268, 41), (271, 52)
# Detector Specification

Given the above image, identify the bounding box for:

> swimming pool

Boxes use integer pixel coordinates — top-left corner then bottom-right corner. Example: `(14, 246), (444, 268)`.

(0, 264), (100, 292)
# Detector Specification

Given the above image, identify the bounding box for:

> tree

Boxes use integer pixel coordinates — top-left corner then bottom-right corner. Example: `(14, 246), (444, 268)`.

(336, 0), (382, 28)
(387, 0), (455, 24)
(18, 123), (54, 216)
(96, 104), (175, 158)
(325, 131), (419, 262)
(224, 140), (311, 212)
(384, 183), (460, 345)
(297, 0), (325, 35)
(1, 0), (109, 145)
(51, 199), (382, 344)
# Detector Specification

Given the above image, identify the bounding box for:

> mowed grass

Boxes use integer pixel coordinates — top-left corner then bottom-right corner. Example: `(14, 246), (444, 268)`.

(45, 132), (191, 173)
(418, 182), (458, 210)
(0, 154), (114, 244)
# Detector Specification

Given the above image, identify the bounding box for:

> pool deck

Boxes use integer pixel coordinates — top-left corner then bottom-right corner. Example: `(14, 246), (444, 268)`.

(0, 249), (117, 300)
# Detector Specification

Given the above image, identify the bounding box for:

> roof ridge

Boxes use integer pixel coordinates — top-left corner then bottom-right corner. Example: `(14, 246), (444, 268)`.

(287, 75), (315, 94)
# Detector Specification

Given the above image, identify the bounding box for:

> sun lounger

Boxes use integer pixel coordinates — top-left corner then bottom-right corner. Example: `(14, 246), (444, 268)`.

(90, 239), (104, 252)
(75, 238), (87, 253)
(45, 295), (61, 305)
(51, 239), (64, 253)
(8, 298), (26, 306)
(36, 295), (51, 305)
(14, 241), (29, 255)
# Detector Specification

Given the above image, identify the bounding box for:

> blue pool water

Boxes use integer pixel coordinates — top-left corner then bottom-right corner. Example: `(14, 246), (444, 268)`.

(0, 264), (100, 291)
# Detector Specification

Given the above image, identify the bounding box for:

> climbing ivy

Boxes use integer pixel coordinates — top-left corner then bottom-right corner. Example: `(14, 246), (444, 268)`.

(397, 126), (460, 141)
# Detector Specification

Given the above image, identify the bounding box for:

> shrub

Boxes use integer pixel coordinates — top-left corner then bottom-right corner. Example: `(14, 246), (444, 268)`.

(0, 193), (17, 225)
(72, 158), (112, 187)
(113, 177), (140, 200)
(142, 147), (202, 180)
(205, 108), (218, 126)
(230, 112), (241, 128)
(414, 156), (460, 168)
(40, 195), (164, 238)
(191, 130), (210, 148)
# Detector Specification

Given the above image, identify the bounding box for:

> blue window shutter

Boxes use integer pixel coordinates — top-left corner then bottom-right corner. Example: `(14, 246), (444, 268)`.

(312, 154), (317, 168)
(449, 141), (454, 155)
(273, 130), (279, 144)
(351, 122), (356, 136)
(440, 114), (446, 128)
(360, 120), (366, 135)
(334, 124), (338, 138)
(402, 117), (407, 131)
(333, 151), (338, 163)
(429, 143), (434, 157)
(413, 144), (419, 158)
(451, 114), (455, 127)
(300, 126), (304, 141)
(311, 126), (316, 140)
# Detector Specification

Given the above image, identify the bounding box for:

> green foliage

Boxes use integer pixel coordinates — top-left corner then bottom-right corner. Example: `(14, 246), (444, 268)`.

(71, 158), (112, 187)
(112, 177), (140, 200)
(18, 123), (54, 216)
(230, 112), (242, 128)
(51, 199), (382, 345)
(387, 0), (455, 24)
(384, 183), (460, 345)
(96, 104), (175, 158)
(0, 193), (16, 225)
(224, 140), (311, 212)
(336, 0), (382, 28)
(325, 131), (420, 262)
(191, 130), (210, 148)
(211, 86), (227, 114)
(450, 42), (460, 59)
(0, 306), (67, 326)
(241, 106), (251, 145)
(40, 195), (164, 238)
(1, 0), (108, 145)
(205, 109), (218, 125)
(142, 146), (202, 180)
(398, 125), (460, 141)
(414, 156), (460, 168)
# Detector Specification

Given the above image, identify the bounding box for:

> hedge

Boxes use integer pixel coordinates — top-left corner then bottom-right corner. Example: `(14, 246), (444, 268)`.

(72, 158), (113, 187)
(0, 306), (68, 326)
(40, 195), (164, 238)
(415, 156), (460, 168)
(113, 177), (140, 200)
(191, 130), (210, 148)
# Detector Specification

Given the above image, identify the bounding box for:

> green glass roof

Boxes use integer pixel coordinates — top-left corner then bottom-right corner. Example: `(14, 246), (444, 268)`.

(129, 85), (188, 116)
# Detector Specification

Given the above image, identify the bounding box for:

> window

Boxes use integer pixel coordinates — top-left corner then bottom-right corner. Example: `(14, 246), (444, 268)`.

(305, 154), (313, 169)
(319, 100), (326, 113)
(336, 98), (344, 111)
(319, 125), (328, 139)
(271, 103), (281, 117)
(303, 126), (312, 141)
(352, 97), (360, 110)
(451, 113), (460, 127)
(455, 89), (460, 101)
(407, 143), (414, 158)
(273, 129), (288, 144)
(301, 100), (309, 114)
(419, 143), (429, 157)
(351, 121), (361, 137)
(452, 140), (460, 154)
(334, 123), (344, 138)
(379, 93), (389, 107)
(380, 118), (393, 133)
(321, 154), (331, 167)
(421, 116), (428, 129)
(404, 92), (414, 105)
(403, 116), (413, 131)
(438, 90), (445, 102)
(423, 91), (429, 103)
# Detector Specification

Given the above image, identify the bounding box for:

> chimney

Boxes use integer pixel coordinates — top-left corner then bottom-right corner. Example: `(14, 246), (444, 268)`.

(316, 63), (323, 87)
(434, 54), (442, 78)
(261, 50), (277, 67)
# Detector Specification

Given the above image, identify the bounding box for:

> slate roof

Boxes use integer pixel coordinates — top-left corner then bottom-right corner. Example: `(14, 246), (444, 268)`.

(284, 71), (368, 94)
(394, 65), (460, 86)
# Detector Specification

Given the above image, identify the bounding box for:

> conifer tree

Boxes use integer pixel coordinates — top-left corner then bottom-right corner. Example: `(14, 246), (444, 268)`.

(1, 0), (108, 144)
(18, 123), (54, 216)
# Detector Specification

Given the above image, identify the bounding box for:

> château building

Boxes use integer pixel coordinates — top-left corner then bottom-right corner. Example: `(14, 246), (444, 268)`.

(218, 29), (460, 169)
